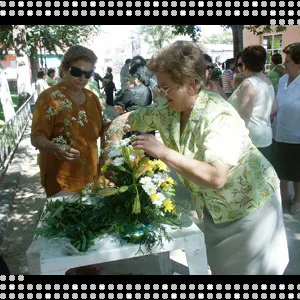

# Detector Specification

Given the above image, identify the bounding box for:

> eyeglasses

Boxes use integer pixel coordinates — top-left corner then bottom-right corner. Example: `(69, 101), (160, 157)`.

(206, 65), (215, 70)
(237, 63), (244, 67)
(69, 66), (94, 79)
(156, 86), (175, 97)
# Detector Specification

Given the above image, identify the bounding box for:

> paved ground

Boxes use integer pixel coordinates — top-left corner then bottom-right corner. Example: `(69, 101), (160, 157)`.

(0, 108), (299, 275)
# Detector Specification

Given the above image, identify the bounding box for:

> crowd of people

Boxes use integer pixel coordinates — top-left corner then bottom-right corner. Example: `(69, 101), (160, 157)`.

(29, 39), (300, 275)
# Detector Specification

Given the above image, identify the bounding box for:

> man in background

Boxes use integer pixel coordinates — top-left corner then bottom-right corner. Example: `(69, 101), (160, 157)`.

(120, 59), (131, 90)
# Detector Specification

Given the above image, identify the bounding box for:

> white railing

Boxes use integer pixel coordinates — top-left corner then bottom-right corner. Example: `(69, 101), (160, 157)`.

(0, 94), (34, 177)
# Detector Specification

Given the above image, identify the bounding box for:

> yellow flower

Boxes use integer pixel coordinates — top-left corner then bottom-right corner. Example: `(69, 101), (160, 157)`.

(166, 175), (177, 185)
(155, 160), (168, 172)
(135, 160), (153, 178)
(150, 193), (158, 200)
(163, 199), (175, 213)
(160, 182), (168, 189)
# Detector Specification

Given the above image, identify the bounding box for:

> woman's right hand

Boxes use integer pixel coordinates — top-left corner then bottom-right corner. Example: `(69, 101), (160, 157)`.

(54, 146), (81, 161)
(114, 105), (125, 114)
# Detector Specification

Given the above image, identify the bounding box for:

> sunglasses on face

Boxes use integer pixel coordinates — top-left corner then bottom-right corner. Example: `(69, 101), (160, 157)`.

(237, 63), (244, 67)
(69, 66), (94, 79)
(206, 65), (215, 70)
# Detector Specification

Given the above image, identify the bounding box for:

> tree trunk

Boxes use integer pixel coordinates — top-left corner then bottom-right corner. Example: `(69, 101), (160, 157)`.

(12, 25), (32, 108)
(30, 46), (39, 84)
(231, 25), (244, 58)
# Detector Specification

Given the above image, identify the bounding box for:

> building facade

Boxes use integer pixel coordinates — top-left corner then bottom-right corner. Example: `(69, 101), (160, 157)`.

(243, 25), (300, 71)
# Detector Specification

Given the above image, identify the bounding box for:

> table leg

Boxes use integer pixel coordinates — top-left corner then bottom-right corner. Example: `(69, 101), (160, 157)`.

(184, 243), (208, 275)
(156, 251), (172, 275)
(26, 237), (42, 275)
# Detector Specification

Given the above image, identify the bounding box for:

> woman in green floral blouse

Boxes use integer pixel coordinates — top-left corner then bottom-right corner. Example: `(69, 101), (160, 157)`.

(106, 41), (289, 275)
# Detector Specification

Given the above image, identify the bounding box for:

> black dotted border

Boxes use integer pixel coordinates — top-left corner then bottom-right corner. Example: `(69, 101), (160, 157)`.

(1, 0), (299, 296)
(1, 275), (300, 296)
(0, 0), (298, 24)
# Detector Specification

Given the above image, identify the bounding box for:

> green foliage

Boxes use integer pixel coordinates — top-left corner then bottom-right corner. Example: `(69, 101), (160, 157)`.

(0, 25), (101, 57)
(171, 25), (201, 42)
(139, 25), (176, 52)
(245, 25), (287, 36)
(203, 32), (233, 45)
(35, 198), (107, 252)
(211, 67), (222, 81)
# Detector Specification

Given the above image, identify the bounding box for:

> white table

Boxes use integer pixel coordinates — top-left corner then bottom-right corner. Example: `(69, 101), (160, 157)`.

(26, 193), (208, 275)
(26, 221), (208, 275)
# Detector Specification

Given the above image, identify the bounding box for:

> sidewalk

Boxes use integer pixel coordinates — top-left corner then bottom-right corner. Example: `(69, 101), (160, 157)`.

(0, 115), (299, 274)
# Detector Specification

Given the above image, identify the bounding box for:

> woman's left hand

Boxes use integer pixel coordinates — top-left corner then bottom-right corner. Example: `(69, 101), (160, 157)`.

(131, 134), (167, 159)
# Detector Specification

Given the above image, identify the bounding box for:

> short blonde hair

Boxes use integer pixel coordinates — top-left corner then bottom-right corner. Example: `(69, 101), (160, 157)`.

(147, 41), (206, 93)
(59, 45), (97, 78)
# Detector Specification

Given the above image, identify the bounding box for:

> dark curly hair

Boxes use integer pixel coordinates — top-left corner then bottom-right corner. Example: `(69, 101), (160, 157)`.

(129, 63), (150, 86)
(241, 45), (266, 72)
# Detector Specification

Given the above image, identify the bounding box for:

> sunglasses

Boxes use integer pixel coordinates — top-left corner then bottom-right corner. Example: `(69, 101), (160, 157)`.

(237, 63), (244, 67)
(206, 65), (215, 70)
(69, 66), (94, 79)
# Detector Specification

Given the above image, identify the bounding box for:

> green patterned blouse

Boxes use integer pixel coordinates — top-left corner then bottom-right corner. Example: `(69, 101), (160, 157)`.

(128, 89), (279, 224)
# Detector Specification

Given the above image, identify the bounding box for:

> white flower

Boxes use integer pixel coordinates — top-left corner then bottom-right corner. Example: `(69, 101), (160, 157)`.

(112, 157), (125, 166)
(152, 173), (165, 185)
(129, 155), (135, 162)
(142, 183), (158, 196)
(139, 176), (153, 185)
(108, 149), (122, 158)
(119, 138), (131, 147)
(150, 192), (166, 207)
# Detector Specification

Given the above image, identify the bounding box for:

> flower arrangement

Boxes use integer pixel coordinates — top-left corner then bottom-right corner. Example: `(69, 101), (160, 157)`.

(36, 137), (180, 254)
(96, 137), (179, 251)
(46, 91), (88, 148)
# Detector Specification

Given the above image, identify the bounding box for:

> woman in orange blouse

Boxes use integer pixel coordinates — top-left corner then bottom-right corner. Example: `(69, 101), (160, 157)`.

(31, 45), (104, 197)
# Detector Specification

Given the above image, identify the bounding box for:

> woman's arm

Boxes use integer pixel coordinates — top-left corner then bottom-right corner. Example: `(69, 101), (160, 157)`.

(105, 112), (138, 141)
(236, 80), (255, 127)
(31, 135), (80, 161)
(131, 135), (229, 190)
(275, 65), (285, 75)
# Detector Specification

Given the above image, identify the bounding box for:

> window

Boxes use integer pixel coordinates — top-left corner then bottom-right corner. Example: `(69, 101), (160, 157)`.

(262, 34), (282, 72)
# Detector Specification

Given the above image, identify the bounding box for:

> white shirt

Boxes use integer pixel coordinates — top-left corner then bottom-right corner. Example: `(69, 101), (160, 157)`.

(36, 78), (48, 96)
(273, 74), (300, 143)
(228, 75), (275, 148)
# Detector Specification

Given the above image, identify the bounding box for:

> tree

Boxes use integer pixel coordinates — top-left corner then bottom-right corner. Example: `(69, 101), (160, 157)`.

(138, 25), (176, 53)
(12, 25), (32, 107)
(0, 25), (101, 83)
(203, 32), (233, 45)
(171, 25), (287, 59)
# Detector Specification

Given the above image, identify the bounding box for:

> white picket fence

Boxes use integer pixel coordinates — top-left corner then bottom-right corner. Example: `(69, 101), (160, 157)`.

(0, 93), (34, 178)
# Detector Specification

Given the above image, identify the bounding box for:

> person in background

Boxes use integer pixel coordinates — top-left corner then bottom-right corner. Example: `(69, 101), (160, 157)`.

(203, 54), (226, 98)
(268, 52), (285, 94)
(114, 62), (152, 113)
(222, 58), (235, 99)
(85, 74), (105, 107)
(130, 55), (159, 102)
(120, 58), (131, 90)
(272, 43), (300, 214)
(101, 67), (116, 106)
(106, 40), (289, 275)
(114, 62), (153, 140)
(31, 45), (104, 198)
(45, 68), (57, 87)
(231, 51), (245, 91)
(36, 71), (49, 96)
(228, 45), (275, 163)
